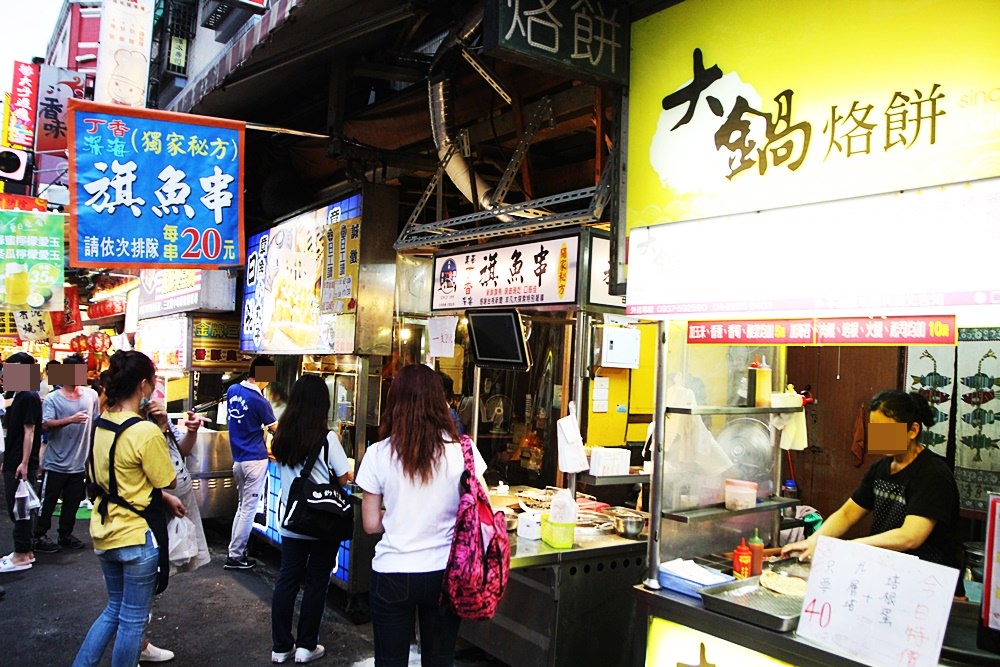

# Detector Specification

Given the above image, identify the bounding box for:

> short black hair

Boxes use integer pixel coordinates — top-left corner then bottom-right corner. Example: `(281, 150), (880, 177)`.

(63, 354), (86, 365)
(6, 352), (35, 365)
(249, 356), (275, 378)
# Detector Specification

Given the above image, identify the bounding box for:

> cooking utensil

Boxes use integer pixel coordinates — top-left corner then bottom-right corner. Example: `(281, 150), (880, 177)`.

(700, 576), (802, 632)
(613, 514), (644, 538)
(500, 508), (518, 532)
(765, 555), (812, 580)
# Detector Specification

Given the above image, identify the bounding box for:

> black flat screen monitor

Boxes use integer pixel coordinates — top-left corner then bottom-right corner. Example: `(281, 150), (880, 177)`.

(466, 309), (532, 371)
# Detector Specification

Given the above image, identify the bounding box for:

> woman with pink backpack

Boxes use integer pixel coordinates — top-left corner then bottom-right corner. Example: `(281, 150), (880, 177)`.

(356, 364), (488, 666)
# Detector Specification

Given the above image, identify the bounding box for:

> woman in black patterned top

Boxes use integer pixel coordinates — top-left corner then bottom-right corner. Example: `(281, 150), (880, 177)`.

(782, 390), (959, 570)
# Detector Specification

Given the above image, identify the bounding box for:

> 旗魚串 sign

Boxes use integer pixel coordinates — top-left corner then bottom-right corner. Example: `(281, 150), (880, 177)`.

(432, 234), (578, 311)
(67, 100), (245, 269)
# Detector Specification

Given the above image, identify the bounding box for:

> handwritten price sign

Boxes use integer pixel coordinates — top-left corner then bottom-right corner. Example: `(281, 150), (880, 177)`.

(797, 537), (958, 667)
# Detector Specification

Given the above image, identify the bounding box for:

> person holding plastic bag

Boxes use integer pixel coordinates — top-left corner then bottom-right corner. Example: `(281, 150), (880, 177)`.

(0, 352), (44, 573)
(72, 351), (177, 667)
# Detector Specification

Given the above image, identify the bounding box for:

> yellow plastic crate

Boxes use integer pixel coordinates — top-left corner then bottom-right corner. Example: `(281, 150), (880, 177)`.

(541, 513), (574, 549)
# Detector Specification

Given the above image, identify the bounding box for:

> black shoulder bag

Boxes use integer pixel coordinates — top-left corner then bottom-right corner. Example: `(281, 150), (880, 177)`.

(280, 432), (353, 542)
(88, 416), (171, 595)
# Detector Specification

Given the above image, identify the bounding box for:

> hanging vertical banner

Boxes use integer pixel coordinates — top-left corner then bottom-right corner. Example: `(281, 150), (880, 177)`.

(6, 61), (40, 149)
(93, 0), (155, 107)
(35, 66), (87, 153)
(319, 195), (362, 315)
(67, 99), (246, 269)
(0, 210), (65, 312)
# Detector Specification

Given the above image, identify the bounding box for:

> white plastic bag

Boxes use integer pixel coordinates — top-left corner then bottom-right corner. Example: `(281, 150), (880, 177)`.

(548, 488), (578, 524)
(167, 516), (199, 567)
(13, 480), (39, 520)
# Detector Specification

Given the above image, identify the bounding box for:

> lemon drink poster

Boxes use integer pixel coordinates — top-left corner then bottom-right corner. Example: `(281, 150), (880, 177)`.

(0, 210), (64, 312)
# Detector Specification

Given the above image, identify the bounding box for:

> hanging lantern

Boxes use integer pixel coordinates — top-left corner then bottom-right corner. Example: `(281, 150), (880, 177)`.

(70, 334), (89, 354)
(88, 331), (111, 353)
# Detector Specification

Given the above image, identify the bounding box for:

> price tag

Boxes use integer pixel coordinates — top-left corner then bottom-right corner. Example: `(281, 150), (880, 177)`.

(797, 536), (958, 667)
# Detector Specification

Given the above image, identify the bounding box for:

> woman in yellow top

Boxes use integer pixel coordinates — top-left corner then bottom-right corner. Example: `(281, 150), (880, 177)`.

(72, 351), (176, 667)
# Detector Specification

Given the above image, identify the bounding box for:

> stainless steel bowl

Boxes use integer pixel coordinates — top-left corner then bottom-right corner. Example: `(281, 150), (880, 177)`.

(502, 509), (518, 532)
(613, 514), (644, 538)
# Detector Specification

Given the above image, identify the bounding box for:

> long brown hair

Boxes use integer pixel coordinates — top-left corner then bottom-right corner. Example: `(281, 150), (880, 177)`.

(271, 374), (330, 468)
(379, 364), (459, 483)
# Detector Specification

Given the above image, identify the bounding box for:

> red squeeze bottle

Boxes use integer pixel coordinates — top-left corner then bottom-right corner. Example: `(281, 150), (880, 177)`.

(748, 528), (765, 577)
(732, 537), (752, 579)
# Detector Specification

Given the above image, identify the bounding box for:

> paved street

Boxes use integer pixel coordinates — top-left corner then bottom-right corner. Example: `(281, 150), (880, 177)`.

(0, 492), (505, 666)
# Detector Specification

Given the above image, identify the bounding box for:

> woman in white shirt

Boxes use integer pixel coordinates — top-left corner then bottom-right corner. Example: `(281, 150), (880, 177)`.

(269, 375), (352, 665)
(356, 364), (486, 667)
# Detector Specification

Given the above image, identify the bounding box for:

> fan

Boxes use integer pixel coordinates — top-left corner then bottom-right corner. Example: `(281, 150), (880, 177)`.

(484, 394), (513, 434)
(716, 417), (773, 496)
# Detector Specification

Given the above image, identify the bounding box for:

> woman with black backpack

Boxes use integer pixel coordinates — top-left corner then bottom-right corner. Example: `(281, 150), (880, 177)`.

(356, 364), (488, 667)
(72, 351), (177, 667)
(270, 374), (353, 664)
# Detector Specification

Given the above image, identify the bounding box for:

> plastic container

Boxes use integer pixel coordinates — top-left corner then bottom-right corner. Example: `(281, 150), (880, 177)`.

(746, 355), (773, 408)
(541, 512), (575, 549)
(657, 563), (734, 598)
(748, 528), (765, 577)
(725, 479), (758, 511)
(732, 537), (752, 579)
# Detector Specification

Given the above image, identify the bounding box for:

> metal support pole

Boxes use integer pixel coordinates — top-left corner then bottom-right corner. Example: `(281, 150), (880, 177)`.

(568, 310), (591, 492)
(644, 320), (668, 589)
(355, 356), (370, 473)
(471, 365), (481, 444)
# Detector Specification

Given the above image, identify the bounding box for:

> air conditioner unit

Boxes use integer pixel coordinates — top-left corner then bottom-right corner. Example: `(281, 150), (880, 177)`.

(0, 147), (29, 182)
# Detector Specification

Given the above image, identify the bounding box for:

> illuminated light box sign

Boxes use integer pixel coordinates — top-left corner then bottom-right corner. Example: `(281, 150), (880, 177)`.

(626, 179), (1000, 321)
(687, 315), (956, 346)
(626, 0), (1000, 230)
(432, 234), (578, 311)
(646, 617), (792, 666)
(241, 194), (362, 354)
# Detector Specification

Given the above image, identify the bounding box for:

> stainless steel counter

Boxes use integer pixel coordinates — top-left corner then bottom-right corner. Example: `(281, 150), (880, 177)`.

(509, 531), (646, 568)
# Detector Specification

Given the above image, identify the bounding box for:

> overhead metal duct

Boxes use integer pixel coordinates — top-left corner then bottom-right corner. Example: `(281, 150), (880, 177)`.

(427, 4), (503, 214)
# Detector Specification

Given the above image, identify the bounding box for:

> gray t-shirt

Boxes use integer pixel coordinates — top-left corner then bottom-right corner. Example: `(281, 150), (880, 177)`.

(41, 387), (100, 473)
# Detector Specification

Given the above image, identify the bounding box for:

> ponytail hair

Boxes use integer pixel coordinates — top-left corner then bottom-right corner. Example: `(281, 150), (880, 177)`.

(103, 350), (155, 408)
(869, 389), (935, 434)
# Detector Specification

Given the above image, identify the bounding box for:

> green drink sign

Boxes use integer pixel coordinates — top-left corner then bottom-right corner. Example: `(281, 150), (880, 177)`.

(0, 210), (65, 312)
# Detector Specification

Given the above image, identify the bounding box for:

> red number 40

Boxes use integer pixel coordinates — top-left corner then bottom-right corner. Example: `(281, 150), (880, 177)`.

(803, 598), (832, 627)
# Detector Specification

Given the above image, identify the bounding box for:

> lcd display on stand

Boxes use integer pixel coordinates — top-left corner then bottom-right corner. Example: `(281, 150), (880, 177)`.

(466, 309), (532, 371)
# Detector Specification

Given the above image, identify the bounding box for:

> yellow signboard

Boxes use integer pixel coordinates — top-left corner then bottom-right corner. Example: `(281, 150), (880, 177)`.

(627, 0), (1000, 230)
(646, 617), (793, 666)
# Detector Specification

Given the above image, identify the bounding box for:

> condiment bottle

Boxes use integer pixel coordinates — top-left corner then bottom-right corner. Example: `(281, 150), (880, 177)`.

(748, 528), (765, 577)
(732, 537), (752, 579)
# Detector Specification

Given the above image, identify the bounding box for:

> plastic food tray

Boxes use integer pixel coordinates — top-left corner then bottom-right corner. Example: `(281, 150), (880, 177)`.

(699, 575), (803, 632)
(658, 567), (734, 599)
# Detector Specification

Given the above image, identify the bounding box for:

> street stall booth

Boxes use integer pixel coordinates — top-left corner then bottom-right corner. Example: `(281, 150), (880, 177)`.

(132, 268), (247, 519)
(240, 184), (397, 601)
(622, 1), (1000, 665)
(420, 227), (653, 667)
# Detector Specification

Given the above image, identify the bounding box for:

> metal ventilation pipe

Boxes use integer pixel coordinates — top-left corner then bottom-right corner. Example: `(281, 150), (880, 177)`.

(427, 4), (500, 213)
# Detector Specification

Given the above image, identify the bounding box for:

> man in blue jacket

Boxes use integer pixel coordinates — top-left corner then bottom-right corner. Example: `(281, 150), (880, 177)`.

(224, 356), (277, 570)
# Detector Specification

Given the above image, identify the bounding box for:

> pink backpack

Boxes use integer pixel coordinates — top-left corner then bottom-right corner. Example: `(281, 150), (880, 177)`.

(441, 435), (510, 620)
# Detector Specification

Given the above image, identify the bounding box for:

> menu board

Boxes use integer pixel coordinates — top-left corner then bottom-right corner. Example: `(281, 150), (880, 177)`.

(797, 536), (958, 667)
(134, 315), (189, 371)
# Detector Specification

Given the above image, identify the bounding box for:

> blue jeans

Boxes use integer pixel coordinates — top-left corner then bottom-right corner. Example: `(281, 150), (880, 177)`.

(369, 570), (461, 667)
(271, 536), (340, 653)
(72, 531), (159, 667)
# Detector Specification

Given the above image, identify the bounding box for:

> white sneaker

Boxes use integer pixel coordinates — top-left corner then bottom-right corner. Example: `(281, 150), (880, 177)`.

(294, 644), (325, 663)
(139, 642), (175, 662)
(272, 650), (294, 663)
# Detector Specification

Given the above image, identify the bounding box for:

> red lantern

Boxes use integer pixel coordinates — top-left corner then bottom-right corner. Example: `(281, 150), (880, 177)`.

(88, 332), (111, 353)
(70, 334), (89, 353)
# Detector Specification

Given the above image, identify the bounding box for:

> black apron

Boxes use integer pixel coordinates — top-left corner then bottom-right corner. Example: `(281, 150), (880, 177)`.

(87, 416), (170, 595)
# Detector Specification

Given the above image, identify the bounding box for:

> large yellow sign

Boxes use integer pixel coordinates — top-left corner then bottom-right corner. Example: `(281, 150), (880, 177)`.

(627, 0), (1000, 229)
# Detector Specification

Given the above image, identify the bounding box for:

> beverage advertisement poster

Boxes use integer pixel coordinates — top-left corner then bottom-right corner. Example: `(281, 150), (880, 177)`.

(68, 99), (245, 269)
(0, 210), (65, 312)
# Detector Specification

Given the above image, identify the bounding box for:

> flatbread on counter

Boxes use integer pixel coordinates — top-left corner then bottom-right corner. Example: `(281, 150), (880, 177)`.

(759, 569), (808, 597)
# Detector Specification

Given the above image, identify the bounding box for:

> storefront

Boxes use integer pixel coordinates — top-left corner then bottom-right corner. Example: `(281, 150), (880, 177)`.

(621, 1), (1000, 664)
(240, 183), (397, 599)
